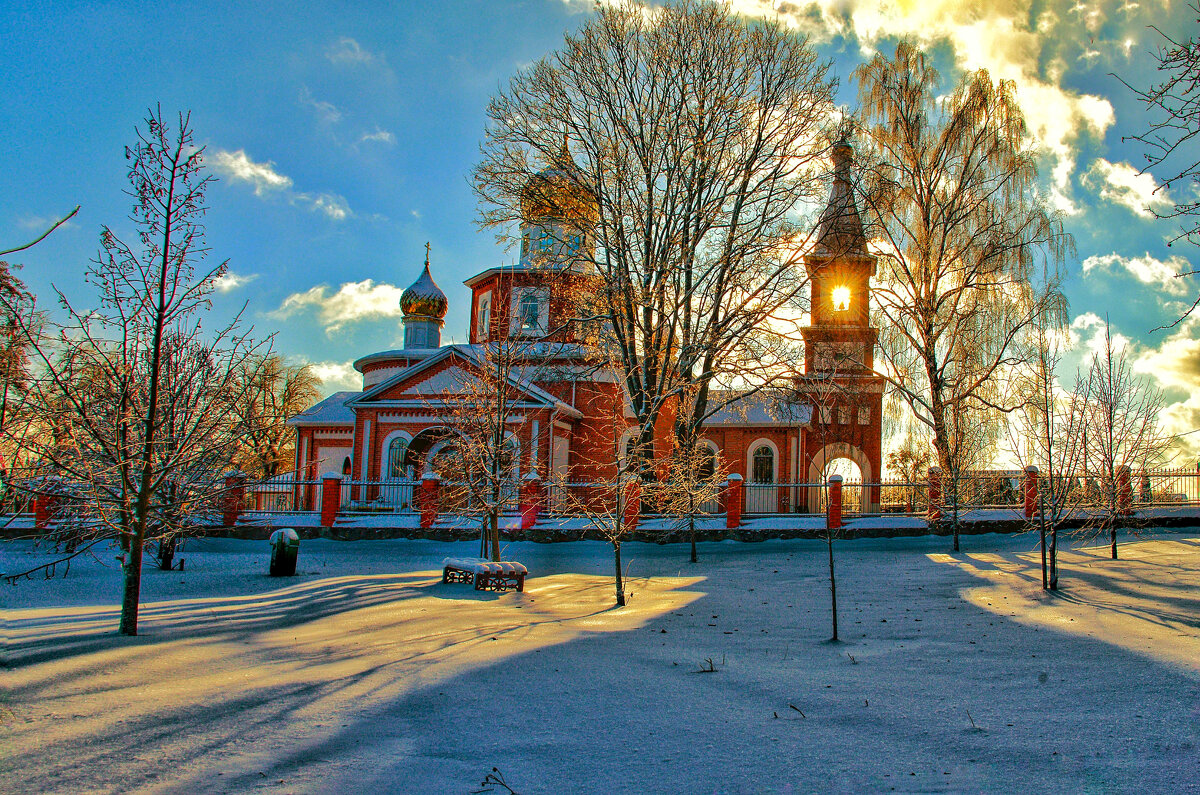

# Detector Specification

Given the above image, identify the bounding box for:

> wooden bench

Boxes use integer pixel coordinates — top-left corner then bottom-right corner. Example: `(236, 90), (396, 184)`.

(442, 557), (528, 592)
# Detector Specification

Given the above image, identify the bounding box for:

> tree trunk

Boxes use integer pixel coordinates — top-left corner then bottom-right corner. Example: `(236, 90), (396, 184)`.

(118, 530), (143, 635)
(158, 535), (177, 571)
(488, 510), (501, 562)
(1039, 518), (1047, 590)
(827, 533), (838, 642)
(613, 541), (625, 607)
(1048, 526), (1058, 590)
(689, 511), (697, 564)
(1111, 525), (1118, 560)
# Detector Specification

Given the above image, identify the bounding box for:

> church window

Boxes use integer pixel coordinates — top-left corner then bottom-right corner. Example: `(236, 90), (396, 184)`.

(518, 295), (540, 331)
(838, 406), (850, 424)
(537, 229), (554, 253)
(858, 406), (870, 425)
(387, 438), (409, 478)
(751, 445), (774, 483)
(567, 234), (582, 255)
(477, 292), (492, 341)
(832, 285), (851, 311)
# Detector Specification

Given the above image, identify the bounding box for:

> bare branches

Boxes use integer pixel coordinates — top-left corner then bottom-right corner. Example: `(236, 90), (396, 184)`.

(0, 206), (80, 257)
(474, 1), (835, 470)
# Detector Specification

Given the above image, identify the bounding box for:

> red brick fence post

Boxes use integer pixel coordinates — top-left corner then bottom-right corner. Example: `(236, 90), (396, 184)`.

(419, 473), (441, 530)
(927, 467), (942, 523)
(1024, 465), (1039, 520)
(320, 474), (342, 529)
(725, 474), (743, 530)
(827, 474), (843, 531)
(223, 471), (246, 528)
(521, 472), (543, 531)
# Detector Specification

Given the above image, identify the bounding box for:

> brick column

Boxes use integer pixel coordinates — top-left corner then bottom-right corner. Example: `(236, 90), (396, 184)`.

(622, 479), (641, 535)
(1023, 465), (1039, 520)
(222, 471), (246, 528)
(725, 474), (743, 529)
(827, 474), (843, 531)
(320, 474), (342, 528)
(520, 472), (543, 531)
(420, 473), (440, 530)
(927, 467), (943, 522)
(34, 493), (55, 531)
(1117, 465), (1132, 515)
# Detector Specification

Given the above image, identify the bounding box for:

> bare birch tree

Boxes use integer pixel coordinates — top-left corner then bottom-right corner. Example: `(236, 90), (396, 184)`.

(474, 0), (835, 478)
(1006, 312), (1090, 590)
(853, 41), (1073, 550)
(1083, 321), (1172, 559)
(6, 108), (265, 634)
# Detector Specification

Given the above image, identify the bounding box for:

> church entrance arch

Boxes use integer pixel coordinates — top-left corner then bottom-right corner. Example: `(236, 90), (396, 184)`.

(806, 442), (875, 513)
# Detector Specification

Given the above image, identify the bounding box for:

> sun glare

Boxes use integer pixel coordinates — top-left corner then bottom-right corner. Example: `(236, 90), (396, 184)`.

(832, 285), (851, 311)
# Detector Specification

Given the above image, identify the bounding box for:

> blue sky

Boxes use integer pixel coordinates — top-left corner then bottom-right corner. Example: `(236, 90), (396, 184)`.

(2, 0), (1197, 456)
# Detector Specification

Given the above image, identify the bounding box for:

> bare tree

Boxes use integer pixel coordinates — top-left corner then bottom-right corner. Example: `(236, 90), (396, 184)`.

(228, 354), (320, 480)
(1083, 321), (1173, 559)
(1006, 311), (1090, 590)
(654, 437), (726, 564)
(474, 0), (835, 479)
(1120, 3), (1200, 323)
(853, 41), (1073, 550)
(7, 108), (265, 634)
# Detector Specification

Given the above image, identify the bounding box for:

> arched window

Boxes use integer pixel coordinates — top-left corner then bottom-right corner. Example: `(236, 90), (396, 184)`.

(387, 437), (409, 479)
(341, 456), (352, 477)
(751, 445), (774, 483)
(697, 442), (717, 480)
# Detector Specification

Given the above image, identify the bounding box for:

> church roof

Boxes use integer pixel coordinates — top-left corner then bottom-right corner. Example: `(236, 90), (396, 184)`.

(815, 140), (868, 258)
(399, 253), (448, 319)
(287, 391), (357, 427)
(703, 390), (812, 427)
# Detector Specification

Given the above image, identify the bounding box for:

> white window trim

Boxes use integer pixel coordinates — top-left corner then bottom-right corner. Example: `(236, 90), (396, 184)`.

(476, 290), (492, 341)
(510, 287), (549, 335)
(746, 438), (779, 484)
(380, 429), (414, 480)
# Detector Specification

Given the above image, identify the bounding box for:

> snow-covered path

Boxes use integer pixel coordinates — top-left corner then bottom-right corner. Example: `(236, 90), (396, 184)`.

(3, 533), (1198, 794)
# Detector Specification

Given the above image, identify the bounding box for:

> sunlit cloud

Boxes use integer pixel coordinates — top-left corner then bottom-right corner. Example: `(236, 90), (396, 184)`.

(306, 359), (362, 393)
(213, 271), (258, 293)
(209, 149), (293, 196)
(1082, 158), (1173, 217)
(271, 279), (406, 333)
(210, 148), (353, 221)
(1082, 252), (1193, 295)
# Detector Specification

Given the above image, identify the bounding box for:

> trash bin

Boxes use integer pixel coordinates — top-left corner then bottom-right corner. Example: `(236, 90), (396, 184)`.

(269, 528), (300, 576)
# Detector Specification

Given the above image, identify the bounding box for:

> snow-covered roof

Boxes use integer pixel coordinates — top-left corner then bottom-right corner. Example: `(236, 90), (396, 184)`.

(704, 390), (812, 427)
(287, 391), (357, 427)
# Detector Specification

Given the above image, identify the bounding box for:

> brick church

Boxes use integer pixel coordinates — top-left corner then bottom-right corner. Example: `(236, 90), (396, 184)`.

(290, 141), (884, 513)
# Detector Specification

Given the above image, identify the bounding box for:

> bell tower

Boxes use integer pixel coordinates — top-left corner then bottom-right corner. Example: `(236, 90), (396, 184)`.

(797, 140), (884, 509)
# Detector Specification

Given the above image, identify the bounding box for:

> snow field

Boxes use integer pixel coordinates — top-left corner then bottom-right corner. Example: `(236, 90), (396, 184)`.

(2, 532), (1199, 794)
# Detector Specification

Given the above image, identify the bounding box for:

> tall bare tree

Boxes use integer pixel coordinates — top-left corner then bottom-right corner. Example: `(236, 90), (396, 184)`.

(8, 108), (265, 634)
(1006, 312), (1090, 590)
(474, 0), (835, 478)
(1121, 3), (1200, 322)
(1083, 321), (1172, 559)
(229, 355), (320, 480)
(853, 41), (1073, 550)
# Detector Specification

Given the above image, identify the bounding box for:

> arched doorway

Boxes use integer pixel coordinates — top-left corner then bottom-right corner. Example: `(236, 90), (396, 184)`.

(806, 442), (875, 513)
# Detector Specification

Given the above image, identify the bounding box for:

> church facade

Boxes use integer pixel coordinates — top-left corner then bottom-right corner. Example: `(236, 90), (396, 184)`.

(290, 143), (884, 514)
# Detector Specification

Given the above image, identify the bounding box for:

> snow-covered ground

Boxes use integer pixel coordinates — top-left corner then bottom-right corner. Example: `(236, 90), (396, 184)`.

(3, 530), (1199, 794)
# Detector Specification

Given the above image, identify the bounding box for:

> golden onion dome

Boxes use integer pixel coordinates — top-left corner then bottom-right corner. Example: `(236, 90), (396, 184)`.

(520, 147), (598, 223)
(399, 257), (448, 319)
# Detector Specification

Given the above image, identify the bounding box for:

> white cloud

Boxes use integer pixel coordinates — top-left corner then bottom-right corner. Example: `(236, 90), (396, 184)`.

(211, 148), (353, 221)
(209, 149), (293, 196)
(1082, 158), (1173, 217)
(213, 271), (258, 293)
(300, 86), (343, 124)
(307, 360), (362, 393)
(704, 0), (1120, 214)
(1131, 315), (1200, 393)
(359, 128), (396, 145)
(300, 193), (352, 221)
(272, 279), (406, 333)
(326, 37), (380, 65)
(1081, 251), (1194, 295)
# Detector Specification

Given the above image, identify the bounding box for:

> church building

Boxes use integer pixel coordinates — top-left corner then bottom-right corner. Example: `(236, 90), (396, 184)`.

(290, 142), (884, 514)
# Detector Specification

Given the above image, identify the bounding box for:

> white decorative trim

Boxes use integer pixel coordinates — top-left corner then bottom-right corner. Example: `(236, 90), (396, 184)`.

(746, 438), (779, 484)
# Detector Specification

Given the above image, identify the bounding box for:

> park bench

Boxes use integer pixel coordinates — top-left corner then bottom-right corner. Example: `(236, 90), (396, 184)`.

(442, 557), (527, 592)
